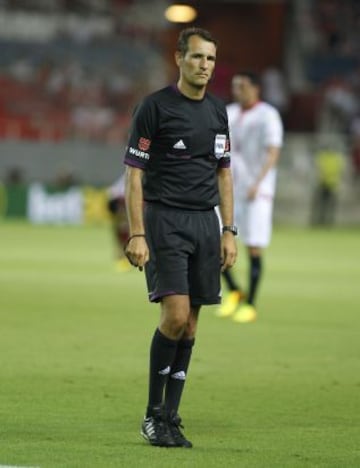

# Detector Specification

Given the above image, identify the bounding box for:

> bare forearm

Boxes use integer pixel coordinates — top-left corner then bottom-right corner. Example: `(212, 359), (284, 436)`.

(125, 166), (145, 235)
(255, 146), (280, 186)
(217, 167), (237, 270)
(217, 167), (234, 226)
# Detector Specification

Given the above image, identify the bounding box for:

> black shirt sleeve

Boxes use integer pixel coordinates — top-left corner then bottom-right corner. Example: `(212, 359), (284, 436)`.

(217, 103), (231, 169)
(124, 97), (158, 169)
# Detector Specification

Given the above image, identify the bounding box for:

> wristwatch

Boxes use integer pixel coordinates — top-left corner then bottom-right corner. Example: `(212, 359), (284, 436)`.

(222, 225), (238, 236)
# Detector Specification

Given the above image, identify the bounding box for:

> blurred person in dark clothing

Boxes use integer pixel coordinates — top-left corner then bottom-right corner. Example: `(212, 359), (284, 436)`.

(107, 174), (131, 272)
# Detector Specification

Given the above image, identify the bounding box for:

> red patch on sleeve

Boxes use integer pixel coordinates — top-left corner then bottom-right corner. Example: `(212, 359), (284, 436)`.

(138, 137), (151, 151)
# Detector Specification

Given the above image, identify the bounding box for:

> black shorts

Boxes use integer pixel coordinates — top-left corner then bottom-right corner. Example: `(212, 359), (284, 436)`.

(144, 202), (221, 306)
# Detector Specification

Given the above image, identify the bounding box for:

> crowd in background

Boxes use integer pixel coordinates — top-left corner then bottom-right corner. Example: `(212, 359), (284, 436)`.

(296, 0), (360, 178)
(0, 0), (167, 143)
(0, 0), (358, 228)
(0, 0), (359, 182)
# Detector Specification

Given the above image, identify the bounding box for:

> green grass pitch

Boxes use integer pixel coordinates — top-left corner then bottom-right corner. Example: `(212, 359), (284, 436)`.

(0, 222), (359, 467)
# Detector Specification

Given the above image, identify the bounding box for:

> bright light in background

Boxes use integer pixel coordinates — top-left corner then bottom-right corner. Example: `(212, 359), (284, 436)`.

(164, 4), (198, 23)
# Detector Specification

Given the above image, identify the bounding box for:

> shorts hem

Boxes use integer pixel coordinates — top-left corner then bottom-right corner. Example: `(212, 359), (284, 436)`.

(190, 297), (221, 306)
(148, 291), (221, 306)
(149, 290), (186, 303)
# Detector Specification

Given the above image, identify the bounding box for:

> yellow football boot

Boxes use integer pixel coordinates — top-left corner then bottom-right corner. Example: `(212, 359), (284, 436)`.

(115, 257), (132, 272)
(232, 304), (257, 323)
(215, 291), (243, 318)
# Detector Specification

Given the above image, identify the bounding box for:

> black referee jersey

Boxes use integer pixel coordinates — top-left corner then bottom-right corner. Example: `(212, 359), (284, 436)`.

(124, 85), (231, 210)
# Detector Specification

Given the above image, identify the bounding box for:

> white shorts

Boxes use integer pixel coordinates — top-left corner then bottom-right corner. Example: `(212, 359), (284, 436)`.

(236, 194), (274, 248)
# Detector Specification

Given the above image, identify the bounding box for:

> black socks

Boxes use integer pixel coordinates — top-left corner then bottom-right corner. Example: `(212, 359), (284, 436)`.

(248, 255), (262, 305)
(165, 338), (194, 415)
(147, 328), (195, 417)
(148, 328), (178, 412)
(222, 268), (241, 292)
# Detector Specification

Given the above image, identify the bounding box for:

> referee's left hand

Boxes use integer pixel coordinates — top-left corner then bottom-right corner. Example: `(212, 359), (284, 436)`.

(220, 232), (237, 271)
(125, 236), (150, 271)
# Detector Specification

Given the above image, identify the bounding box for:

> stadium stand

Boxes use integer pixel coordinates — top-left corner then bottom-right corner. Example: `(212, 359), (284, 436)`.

(286, 0), (360, 133)
(0, 0), (166, 143)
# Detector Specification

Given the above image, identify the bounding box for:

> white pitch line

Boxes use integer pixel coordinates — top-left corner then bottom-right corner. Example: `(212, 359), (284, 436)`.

(0, 465), (40, 468)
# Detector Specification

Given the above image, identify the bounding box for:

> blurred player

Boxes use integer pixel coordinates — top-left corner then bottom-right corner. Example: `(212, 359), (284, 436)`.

(107, 173), (131, 272)
(310, 144), (344, 226)
(216, 71), (283, 323)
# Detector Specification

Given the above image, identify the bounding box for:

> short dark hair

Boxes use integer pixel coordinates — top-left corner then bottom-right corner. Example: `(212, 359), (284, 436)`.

(176, 27), (218, 56)
(236, 71), (261, 87)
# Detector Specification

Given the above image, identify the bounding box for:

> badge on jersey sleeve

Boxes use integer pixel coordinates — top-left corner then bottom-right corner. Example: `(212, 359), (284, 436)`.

(214, 134), (227, 159)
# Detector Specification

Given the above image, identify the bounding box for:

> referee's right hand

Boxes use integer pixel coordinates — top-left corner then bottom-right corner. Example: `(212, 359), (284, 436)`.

(125, 236), (150, 271)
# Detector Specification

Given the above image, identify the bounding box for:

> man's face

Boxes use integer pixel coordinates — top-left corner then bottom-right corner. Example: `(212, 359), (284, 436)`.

(231, 75), (258, 106)
(176, 35), (216, 89)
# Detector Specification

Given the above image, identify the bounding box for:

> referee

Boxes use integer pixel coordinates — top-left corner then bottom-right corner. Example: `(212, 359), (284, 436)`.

(124, 27), (237, 448)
